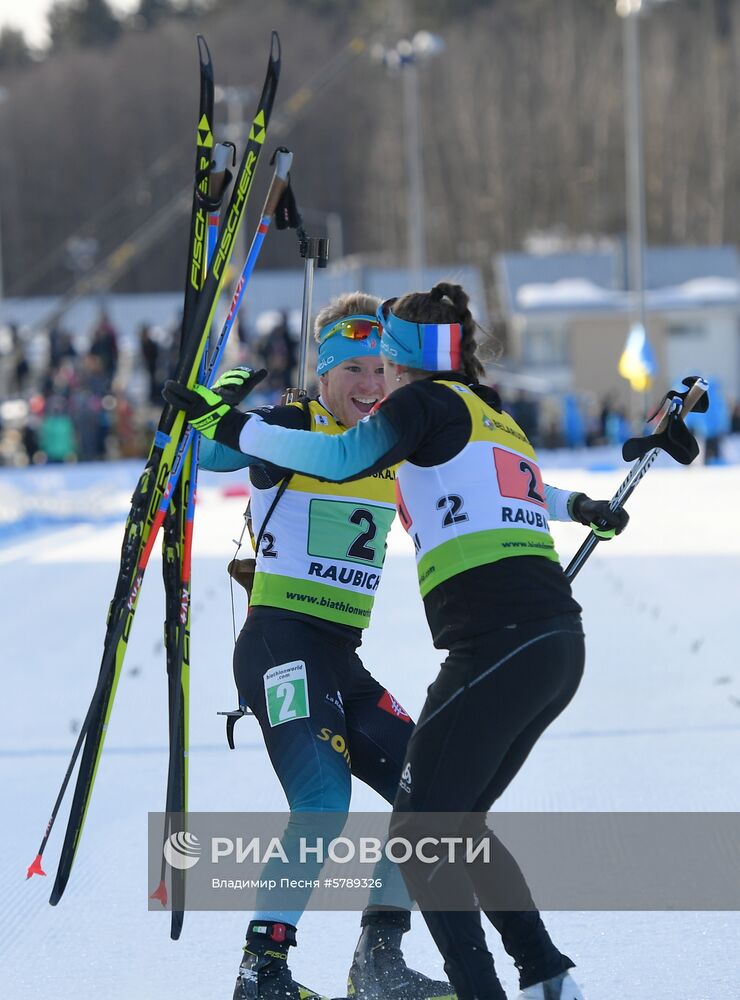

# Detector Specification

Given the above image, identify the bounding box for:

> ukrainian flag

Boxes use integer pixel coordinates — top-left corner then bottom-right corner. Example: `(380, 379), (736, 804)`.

(618, 322), (656, 392)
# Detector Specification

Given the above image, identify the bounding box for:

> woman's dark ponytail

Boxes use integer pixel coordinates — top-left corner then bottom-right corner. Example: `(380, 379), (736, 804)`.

(394, 281), (487, 382)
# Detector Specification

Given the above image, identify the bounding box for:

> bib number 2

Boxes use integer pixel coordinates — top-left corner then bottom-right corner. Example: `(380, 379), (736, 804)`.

(493, 448), (546, 508)
(347, 508), (377, 560)
(264, 661), (310, 728)
(307, 499), (394, 568)
(436, 494), (469, 527)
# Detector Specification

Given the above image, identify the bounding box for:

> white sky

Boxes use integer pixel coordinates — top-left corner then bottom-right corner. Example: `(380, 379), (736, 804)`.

(0, 0), (138, 49)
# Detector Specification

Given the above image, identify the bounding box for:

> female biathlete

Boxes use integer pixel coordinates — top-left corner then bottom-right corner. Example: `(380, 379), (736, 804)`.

(165, 283), (627, 1000)
(200, 292), (451, 1000)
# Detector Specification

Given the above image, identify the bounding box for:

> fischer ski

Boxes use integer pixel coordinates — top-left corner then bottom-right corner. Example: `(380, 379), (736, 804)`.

(144, 145), (295, 558)
(156, 135), (237, 938)
(155, 56), (234, 939)
(26, 31), (282, 903)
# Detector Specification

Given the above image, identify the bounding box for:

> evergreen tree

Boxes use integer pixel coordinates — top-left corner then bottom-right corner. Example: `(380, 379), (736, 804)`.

(0, 27), (32, 69)
(135, 0), (176, 29)
(48, 0), (122, 51)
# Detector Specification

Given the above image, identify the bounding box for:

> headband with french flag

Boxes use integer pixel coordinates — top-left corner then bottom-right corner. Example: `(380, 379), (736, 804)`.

(377, 298), (463, 372)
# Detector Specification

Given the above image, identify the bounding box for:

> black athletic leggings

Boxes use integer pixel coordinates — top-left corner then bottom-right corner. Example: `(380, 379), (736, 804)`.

(390, 612), (586, 1000)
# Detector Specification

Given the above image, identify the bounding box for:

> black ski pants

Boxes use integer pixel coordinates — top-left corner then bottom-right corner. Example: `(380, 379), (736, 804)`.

(390, 612), (586, 1000)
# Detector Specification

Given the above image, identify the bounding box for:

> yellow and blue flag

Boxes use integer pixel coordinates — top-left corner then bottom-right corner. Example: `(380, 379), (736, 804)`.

(618, 322), (656, 392)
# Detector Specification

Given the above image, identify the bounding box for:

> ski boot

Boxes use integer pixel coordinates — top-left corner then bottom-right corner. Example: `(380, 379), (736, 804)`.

(233, 920), (327, 1000)
(517, 971), (585, 1000)
(348, 911), (455, 1000)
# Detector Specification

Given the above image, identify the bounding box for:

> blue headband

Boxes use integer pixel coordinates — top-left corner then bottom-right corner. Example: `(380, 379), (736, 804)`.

(377, 299), (463, 372)
(316, 314), (382, 375)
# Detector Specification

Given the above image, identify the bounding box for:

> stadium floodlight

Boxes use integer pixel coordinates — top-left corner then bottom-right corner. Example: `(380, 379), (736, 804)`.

(372, 32), (446, 280)
(617, 0), (675, 15)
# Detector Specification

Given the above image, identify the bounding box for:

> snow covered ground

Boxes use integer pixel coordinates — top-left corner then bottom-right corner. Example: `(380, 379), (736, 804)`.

(1, 458), (739, 999)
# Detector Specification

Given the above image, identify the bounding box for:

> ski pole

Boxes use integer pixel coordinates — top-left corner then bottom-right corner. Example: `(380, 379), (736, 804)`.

(284, 232), (329, 402)
(218, 201), (327, 748)
(564, 376), (708, 581)
(207, 147), (294, 374)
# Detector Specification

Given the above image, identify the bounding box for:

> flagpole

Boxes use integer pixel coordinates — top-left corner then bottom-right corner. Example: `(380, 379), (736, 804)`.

(619, 0), (650, 420)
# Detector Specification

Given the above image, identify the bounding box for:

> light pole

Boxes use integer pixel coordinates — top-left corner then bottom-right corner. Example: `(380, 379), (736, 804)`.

(616, 0), (674, 414)
(0, 87), (8, 300)
(373, 31), (445, 282)
(617, 0), (648, 335)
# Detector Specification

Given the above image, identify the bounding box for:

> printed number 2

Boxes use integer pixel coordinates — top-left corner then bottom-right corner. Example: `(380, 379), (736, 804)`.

(437, 494), (469, 527)
(518, 461), (545, 503)
(347, 508), (377, 561)
(276, 682), (297, 722)
(261, 532), (278, 558)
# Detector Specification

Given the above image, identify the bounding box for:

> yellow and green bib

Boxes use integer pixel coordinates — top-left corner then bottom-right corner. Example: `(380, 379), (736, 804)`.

(249, 400), (396, 628)
(395, 381), (560, 598)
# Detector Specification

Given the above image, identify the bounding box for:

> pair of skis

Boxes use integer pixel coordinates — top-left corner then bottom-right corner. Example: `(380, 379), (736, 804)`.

(152, 36), (228, 935)
(26, 31), (284, 939)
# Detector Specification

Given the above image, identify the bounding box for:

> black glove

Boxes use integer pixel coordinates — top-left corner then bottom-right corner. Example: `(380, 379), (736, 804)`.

(212, 366), (267, 407)
(162, 381), (248, 450)
(569, 493), (629, 539)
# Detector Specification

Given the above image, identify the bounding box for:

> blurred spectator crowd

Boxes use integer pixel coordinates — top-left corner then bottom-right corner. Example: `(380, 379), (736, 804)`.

(1, 307), (738, 467)
(0, 307), (309, 466)
(1, 312), (134, 465)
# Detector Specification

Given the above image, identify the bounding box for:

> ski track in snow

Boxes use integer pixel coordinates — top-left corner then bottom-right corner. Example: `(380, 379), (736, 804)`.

(1, 462), (739, 999)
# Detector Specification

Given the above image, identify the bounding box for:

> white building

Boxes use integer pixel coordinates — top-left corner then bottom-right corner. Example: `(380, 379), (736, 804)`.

(495, 245), (740, 406)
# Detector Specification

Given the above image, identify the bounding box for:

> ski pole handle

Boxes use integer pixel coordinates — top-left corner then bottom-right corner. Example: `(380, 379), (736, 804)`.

(263, 147), (293, 217)
(605, 394), (675, 514)
(206, 142), (236, 265)
(679, 377), (709, 423)
(209, 142), (235, 202)
(565, 377), (708, 581)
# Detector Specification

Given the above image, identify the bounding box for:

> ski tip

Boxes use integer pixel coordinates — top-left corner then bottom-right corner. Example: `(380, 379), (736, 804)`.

(196, 35), (212, 67)
(26, 854), (47, 879)
(150, 880), (169, 906)
(270, 30), (281, 62)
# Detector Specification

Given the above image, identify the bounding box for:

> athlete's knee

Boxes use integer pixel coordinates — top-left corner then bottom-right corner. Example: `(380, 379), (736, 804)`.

(288, 774), (351, 815)
(283, 807), (349, 845)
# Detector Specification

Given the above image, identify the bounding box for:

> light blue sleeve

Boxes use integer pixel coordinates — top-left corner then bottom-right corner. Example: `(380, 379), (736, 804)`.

(545, 483), (576, 521)
(199, 438), (253, 472)
(237, 412), (399, 482)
